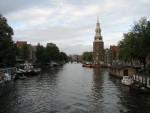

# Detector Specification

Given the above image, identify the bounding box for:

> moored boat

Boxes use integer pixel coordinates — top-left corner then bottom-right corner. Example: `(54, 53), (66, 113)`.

(121, 76), (133, 86)
(0, 68), (15, 96)
(82, 63), (92, 68)
(16, 63), (41, 76)
(92, 64), (101, 68)
(26, 68), (41, 75)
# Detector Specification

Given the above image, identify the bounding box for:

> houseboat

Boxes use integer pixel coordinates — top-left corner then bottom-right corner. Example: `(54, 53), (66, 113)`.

(0, 68), (16, 96)
(130, 73), (150, 94)
(109, 65), (137, 79)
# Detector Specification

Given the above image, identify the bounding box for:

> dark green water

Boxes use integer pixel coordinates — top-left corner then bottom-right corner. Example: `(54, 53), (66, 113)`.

(0, 63), (150, 113)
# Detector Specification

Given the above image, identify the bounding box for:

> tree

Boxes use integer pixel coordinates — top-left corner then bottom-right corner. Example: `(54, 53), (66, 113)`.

(59, 52), (68, 61)
(82, 52), (93, 62)
(86, 53), (93, 62)
(82, 52), (89, 61)
(35, 43), (68, 65)
(0, 14), (17, 67)
(132, 18), (150, 67)
(46, 43), (60, 61)
(118, 17), (150, 68)
(19, 43), (30, 61)
(36, 43), (46, 64)
(118, 33), (136, 64)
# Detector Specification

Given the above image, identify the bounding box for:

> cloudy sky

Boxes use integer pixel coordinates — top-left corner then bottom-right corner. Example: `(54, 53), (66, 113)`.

(0, 0), (150, 55)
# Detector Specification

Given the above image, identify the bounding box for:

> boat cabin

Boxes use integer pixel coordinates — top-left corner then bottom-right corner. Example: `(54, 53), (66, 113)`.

(109, 65), (137, 78)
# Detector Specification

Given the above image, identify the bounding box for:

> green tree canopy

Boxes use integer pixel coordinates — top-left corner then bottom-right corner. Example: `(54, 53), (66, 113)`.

(59, 52), (68, 61)
(19, 43), (30, 61)
(0, 14), (17, 67)
(35, 42), (68, 64)
(46, 43), (60, 61)
(36, 43), (46, 64)
(118, 17), (150, 67)
(82, 52), (93, 62)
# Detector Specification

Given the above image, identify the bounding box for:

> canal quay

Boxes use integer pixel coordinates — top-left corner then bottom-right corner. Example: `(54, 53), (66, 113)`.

(0, 63), (149, 113)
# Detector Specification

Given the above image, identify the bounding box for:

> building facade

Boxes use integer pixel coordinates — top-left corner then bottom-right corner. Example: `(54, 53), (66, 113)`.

(104, 45), (120, 66)
(110, 45), (119, 64)
(16, 41), (27, 63)
(93, 19), (104, 65)
(16, 41), (37, 64)
(104, 48), (111, 66)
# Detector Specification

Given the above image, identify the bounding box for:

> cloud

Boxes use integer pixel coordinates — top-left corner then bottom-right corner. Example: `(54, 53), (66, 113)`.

(60, 44), (93, 55)
(1, 0), (150, 55)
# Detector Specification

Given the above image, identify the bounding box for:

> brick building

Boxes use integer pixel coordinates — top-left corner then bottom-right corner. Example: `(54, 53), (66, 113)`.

(16, 41), (37, 64)
(110, 45), (119, 64)
(93, 19), (104, 65)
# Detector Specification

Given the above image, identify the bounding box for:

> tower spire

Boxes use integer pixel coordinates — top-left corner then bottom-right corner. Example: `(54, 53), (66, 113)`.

(93, 19), (104, 65)
(94, 18), (102, 41)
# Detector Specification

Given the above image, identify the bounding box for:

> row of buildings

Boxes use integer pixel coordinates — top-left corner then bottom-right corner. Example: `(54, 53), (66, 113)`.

(93, 19), (150, 67)
(91, 19), (150, 94)
(16, 19), (121, 66)
(104, 45), (119, 66)
(16, 41), (37, 64)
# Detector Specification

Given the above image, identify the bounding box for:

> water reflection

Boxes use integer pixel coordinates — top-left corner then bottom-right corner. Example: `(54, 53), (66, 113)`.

(88, 68), (104, 113)
(92, 68), (104, 98)
(0, 67), (63, 113)
(108, 72), (150, 113)
(0, 63), (150, 113)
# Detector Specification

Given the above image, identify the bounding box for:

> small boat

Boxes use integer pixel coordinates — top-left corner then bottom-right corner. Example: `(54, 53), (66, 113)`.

(15, 70), (26, 80)
(121, 76), (133, 86)
(82, 62), (93, 68)
(26, 68), (41, 75)
(0, 68), (15, 96)
(17, 63), (41, 75)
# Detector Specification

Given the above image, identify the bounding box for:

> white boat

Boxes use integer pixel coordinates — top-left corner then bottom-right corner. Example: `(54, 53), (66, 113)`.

(0, 68), (15, 96)
(17, 63), (41, 75)
(121, 76), (133, 86)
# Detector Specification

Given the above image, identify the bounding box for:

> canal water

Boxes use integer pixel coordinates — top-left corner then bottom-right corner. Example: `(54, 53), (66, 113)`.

(0, 63), (150, 113)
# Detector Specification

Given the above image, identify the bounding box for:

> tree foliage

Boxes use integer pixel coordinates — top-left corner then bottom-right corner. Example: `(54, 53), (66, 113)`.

(19, 43), (30, 61)
(46, 43), (60, 61)
(82, 52), (93, 62)
(36, 43), (46, 64)
(0, 14), (17, 67)
(119, 17), (150, 67)
(35, 42), (68, 64)
(59, 52), (68, 61)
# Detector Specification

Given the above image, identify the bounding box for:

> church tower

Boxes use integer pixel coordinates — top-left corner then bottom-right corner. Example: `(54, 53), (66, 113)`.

(93, 19), (104, 65)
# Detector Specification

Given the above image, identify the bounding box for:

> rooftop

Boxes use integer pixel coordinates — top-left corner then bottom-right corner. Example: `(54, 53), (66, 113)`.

(16, 41), (27, 47)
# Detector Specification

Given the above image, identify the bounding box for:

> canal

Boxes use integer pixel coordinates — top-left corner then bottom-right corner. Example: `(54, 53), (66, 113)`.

(0, 63), (150, 113)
